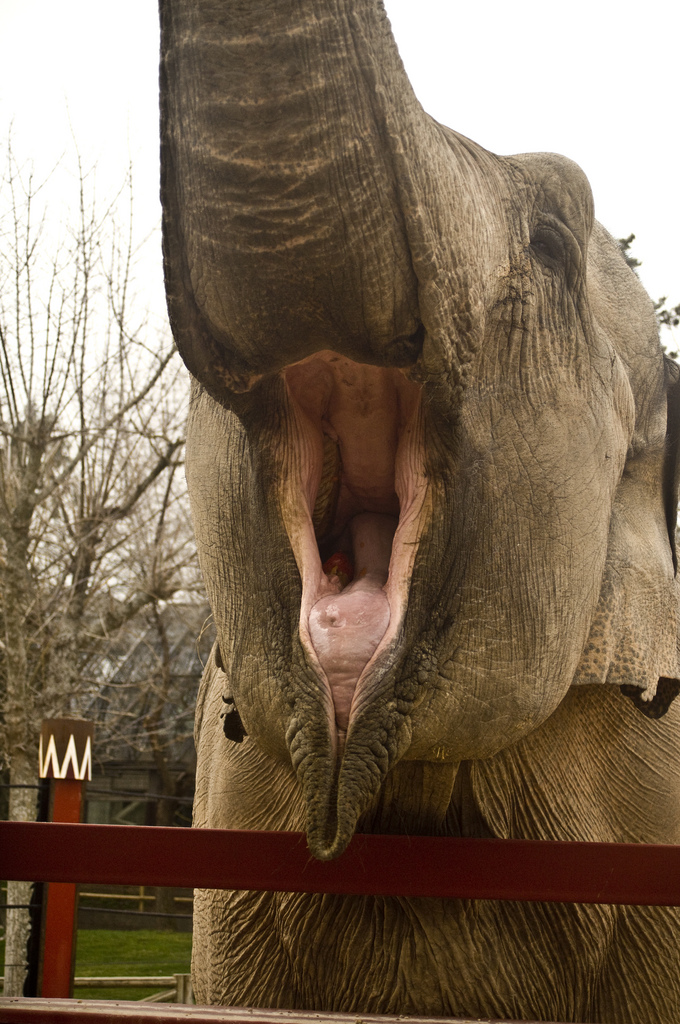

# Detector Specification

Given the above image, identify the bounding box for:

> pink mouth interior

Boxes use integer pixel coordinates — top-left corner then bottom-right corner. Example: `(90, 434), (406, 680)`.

(280, 353), (427, 743)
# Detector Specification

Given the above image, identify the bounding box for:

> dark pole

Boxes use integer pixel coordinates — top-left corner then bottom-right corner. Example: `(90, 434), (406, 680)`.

(23, 777), (49, 997)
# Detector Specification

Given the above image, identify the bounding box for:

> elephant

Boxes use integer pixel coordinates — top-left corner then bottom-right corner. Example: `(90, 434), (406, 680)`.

(159, 1), (680, 1021)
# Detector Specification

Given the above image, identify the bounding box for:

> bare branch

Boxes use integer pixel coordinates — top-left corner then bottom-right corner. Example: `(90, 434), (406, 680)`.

(33, 345), (177, 507)
(105, 439), (184, 522)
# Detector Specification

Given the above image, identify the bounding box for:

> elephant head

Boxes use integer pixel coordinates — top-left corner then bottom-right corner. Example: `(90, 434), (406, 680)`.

(160, 0), (680, 859)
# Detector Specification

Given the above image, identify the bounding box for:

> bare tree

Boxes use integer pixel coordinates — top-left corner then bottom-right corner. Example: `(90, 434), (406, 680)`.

(0, 146), (192, 993)
(73, 458), (208, 921)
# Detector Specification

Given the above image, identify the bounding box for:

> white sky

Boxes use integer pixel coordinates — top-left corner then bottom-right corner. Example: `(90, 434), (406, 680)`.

(0, 0), (678, 323)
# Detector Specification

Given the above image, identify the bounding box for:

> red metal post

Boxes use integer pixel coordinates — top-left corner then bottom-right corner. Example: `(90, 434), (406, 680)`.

(37, 720), (94, 999)
(40, 780), (84, 997)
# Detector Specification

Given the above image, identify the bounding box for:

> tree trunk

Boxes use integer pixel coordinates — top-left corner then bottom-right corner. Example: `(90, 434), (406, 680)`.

(3, 752), (37, 996)
(1, 531), (40, 994)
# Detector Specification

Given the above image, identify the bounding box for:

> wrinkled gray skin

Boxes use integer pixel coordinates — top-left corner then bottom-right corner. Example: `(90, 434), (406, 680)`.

(159, 1), (680, 1021)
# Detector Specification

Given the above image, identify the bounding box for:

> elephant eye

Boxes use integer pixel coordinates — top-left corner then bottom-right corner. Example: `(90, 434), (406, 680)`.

(530, 225), (567, 271)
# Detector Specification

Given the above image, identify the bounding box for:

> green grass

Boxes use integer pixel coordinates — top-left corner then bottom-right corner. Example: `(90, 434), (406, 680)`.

(0, 927), (190, 1000)
(73, 929), (193, 1001)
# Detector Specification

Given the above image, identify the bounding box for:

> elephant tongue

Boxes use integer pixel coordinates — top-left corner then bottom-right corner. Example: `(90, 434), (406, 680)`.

(308, 513), (396, 730)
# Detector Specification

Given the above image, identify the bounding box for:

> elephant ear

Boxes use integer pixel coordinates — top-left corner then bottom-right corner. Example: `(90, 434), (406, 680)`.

(573, 355), (680, 716)
(662, 359), (680, 575)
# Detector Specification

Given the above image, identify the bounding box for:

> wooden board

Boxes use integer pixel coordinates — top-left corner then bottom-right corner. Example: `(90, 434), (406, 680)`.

(0, 999), (559, 1024)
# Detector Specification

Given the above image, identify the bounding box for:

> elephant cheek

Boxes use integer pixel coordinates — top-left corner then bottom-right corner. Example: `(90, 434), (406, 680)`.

(403, 668), (568, 764)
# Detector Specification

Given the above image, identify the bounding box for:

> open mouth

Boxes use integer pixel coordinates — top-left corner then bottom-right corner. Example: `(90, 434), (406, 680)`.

(279, 352), (429, 749)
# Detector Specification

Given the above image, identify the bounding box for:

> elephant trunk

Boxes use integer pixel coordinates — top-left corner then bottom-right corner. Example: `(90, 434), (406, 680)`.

(160, 0), (487, 395)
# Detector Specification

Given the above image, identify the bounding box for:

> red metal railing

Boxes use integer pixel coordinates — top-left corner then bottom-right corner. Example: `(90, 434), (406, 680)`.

(3, 821), (680, 905)
(0, 1000), (549, 1022)
(3, 822), (680, 1023)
